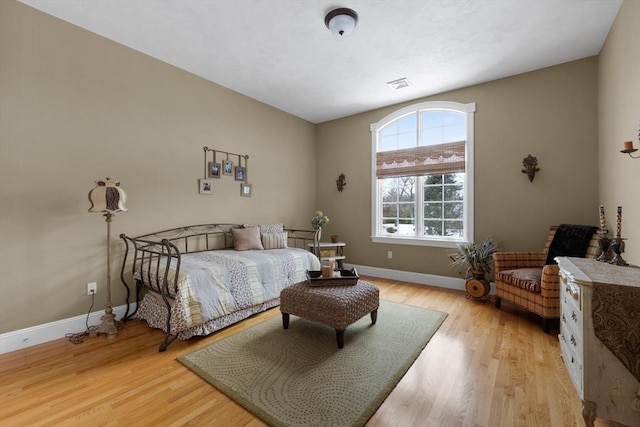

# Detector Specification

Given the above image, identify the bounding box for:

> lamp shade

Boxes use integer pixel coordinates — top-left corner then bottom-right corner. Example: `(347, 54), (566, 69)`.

(325, 8), (358, 36)
(88, 177), (127, 213)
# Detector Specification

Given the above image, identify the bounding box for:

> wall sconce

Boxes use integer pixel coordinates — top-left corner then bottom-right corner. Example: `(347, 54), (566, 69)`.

(336, 173), (347, 192)
(621, 140), (639, 159)
(521, 154), (540, 182)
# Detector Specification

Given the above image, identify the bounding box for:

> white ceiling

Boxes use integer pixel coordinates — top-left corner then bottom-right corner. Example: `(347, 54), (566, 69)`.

(19, 0), (622, 124)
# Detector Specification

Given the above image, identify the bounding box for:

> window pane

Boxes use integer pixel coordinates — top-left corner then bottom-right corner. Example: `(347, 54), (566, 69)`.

(424, 203), (442, 219)
(424, 220), (443, 236)
(398, 131), (416, 149)
(424, 174), (443, 185)
(422, 127), (442, 146)
(399, 203), (414, 219)
(444, 202), (463, 219)
(444, 184), (464, 201)
(424, 186), (442, 201)
(382, 204), (397, 217)
(421, 112), (442, 129)
(398, 114), (417, 132)
(443, 113), (464, 125)
(443, 124), (465, 143)
(444, 220), (463, 237)
(379, 134), (397, 152)
(444, 173), (462, 184)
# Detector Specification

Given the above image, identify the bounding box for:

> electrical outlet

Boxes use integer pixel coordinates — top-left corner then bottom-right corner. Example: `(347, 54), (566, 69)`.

(87, 282), (97, 295)
(387, 251), (393, 259)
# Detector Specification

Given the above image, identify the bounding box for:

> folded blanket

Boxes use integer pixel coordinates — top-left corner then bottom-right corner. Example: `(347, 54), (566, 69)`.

(545, 224), (598, 265)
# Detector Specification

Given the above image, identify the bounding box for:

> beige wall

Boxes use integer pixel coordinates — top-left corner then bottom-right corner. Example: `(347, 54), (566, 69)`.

(2, 0), (636, 335)
(316, 57), (600, 277)
(0, 1), (317, 333)
(598, 0), (640, 265)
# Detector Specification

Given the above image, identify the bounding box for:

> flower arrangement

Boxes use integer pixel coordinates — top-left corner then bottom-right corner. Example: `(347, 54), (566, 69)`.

(311, 210), (329, 230)
(449, 238), (498, 277)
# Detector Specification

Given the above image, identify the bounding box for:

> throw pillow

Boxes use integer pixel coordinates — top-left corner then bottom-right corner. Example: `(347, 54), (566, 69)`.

(262, 231), (288, 249)
(231, 227), (264, 251)
(259, 223), (284, 234)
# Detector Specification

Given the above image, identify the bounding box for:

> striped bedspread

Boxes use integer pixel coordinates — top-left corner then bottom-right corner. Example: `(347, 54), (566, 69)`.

(136, 248), (320, 337)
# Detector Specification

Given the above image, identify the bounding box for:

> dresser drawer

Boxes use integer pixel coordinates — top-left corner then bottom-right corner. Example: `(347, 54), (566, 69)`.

(559, 332), (583, 396)
(560, 273), (581, 312)
(560, 295), (583, 334)
(560, 320), (584, 361)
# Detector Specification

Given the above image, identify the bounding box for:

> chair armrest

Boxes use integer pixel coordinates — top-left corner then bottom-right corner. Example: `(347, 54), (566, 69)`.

(493, 252), (546, 272)
(540, 264), (560, 295)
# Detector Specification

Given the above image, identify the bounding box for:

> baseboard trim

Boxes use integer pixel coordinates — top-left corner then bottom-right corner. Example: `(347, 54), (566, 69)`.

(0, 267), (469, 355)
(0, 304), (131, 355)
(346, 263), (466, 290)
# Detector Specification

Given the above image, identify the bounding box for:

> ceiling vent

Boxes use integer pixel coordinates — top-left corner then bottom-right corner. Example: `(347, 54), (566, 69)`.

(386, 77), (410, 90)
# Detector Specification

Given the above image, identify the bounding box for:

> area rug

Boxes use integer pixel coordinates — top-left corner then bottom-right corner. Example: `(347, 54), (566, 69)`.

(178, 300), (447, 427)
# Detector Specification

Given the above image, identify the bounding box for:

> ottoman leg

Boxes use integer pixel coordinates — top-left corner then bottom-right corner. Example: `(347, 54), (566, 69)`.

(282, 313), (290, 329)
(371, 309), (378, 324)
(336, 329), (345, 349)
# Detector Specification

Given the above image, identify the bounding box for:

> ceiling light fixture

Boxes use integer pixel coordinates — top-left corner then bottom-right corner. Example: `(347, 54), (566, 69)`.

(325, 8), (358, 36)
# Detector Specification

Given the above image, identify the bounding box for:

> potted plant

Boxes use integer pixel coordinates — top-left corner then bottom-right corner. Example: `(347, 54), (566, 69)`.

(449, 238), (498, 299)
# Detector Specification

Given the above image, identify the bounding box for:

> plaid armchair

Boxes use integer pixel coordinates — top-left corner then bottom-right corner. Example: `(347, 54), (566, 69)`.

(493, 226), (599, 332)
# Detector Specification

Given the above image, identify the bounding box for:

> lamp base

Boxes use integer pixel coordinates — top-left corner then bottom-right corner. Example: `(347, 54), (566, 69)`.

(90, 306), (120, 339)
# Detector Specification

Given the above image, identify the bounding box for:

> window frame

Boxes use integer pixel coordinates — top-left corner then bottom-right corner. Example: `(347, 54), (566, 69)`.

(370, 101), (476, 248)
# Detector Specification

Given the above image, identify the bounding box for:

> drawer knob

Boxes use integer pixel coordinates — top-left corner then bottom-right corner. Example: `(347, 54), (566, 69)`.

(561, 314), (566, 323)
(571, 312), (577, 322)
(570, 335), (577, 346)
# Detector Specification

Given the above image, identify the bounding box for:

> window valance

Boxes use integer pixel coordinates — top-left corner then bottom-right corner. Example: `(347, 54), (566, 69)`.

(376, 140), (465, 178)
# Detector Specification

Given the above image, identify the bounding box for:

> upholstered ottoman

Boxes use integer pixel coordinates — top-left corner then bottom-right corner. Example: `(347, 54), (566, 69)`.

(280, 280), (379, 348)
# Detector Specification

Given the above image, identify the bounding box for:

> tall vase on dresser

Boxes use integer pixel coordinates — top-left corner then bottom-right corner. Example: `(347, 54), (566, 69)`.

(556, 257), (640, 427)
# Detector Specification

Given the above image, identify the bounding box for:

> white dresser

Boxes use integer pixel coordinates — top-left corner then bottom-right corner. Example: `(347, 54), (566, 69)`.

(556, 257), (640, 427)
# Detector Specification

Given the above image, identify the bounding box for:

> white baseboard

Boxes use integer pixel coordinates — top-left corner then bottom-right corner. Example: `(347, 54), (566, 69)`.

(0, 266), (471, 355)
(346, 263), (467, 290)
(0, 304), (131, 355)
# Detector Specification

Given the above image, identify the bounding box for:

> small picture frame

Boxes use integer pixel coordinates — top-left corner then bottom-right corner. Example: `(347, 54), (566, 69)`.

(208, 162), (221, 179)
(222, 160), (234, 176)
(199, 179), (213, 195)
(240, 183), (252, 197)
(235, 166), (246, 182)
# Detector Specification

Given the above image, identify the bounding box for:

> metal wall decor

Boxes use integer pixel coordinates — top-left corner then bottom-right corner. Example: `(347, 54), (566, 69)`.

(336, 173), (346, 192)
(202, 147), (251, 196)
(521, 154), (540, 182)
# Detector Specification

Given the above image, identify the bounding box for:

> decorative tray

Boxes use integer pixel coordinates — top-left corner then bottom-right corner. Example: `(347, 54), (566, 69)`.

(306, 268), (359, 286)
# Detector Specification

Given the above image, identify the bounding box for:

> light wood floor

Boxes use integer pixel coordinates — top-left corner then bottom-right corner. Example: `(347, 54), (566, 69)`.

(0, 277), (621, 426)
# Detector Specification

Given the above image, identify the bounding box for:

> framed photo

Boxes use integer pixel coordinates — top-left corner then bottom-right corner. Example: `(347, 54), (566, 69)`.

(208, 162), (221, 179)
(222, 159), (234, 176)
(235, 166), (246, 182)
(240, 183), (252, 197)
(199, 179), (213, 195)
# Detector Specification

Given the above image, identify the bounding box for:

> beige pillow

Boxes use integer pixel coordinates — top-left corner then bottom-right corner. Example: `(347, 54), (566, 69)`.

(259, 223), (284, 234)
(232, 227), (264, 251)
(262, 231), (288, 249)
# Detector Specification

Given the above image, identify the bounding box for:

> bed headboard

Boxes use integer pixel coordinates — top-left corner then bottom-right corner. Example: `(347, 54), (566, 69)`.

(120, 223), (319, 254)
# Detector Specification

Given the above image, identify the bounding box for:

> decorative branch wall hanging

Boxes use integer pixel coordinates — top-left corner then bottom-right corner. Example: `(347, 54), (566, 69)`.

(202, 147), (251, 196)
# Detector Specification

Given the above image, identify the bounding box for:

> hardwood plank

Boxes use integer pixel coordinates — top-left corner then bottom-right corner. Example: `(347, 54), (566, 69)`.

(0, 276), (622, 426)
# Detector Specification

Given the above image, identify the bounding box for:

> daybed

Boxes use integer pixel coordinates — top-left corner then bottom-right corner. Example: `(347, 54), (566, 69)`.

(120, 223), (321, 351)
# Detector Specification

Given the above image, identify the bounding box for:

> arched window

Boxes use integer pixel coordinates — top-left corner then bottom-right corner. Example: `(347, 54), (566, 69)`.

(370, 101), (476, 247)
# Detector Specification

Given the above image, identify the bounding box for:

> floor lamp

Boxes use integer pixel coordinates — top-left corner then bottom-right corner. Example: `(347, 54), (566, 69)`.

(88, 177), (127, 338)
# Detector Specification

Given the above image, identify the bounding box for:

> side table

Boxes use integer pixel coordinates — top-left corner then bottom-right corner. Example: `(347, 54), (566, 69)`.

(308, 241), (346, 269)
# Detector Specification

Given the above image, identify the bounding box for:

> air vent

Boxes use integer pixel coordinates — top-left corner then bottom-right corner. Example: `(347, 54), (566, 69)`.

(386, 77), (410, 90)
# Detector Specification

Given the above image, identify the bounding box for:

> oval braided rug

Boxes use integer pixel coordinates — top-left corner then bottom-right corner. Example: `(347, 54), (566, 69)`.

(178, 299), (447, 427)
